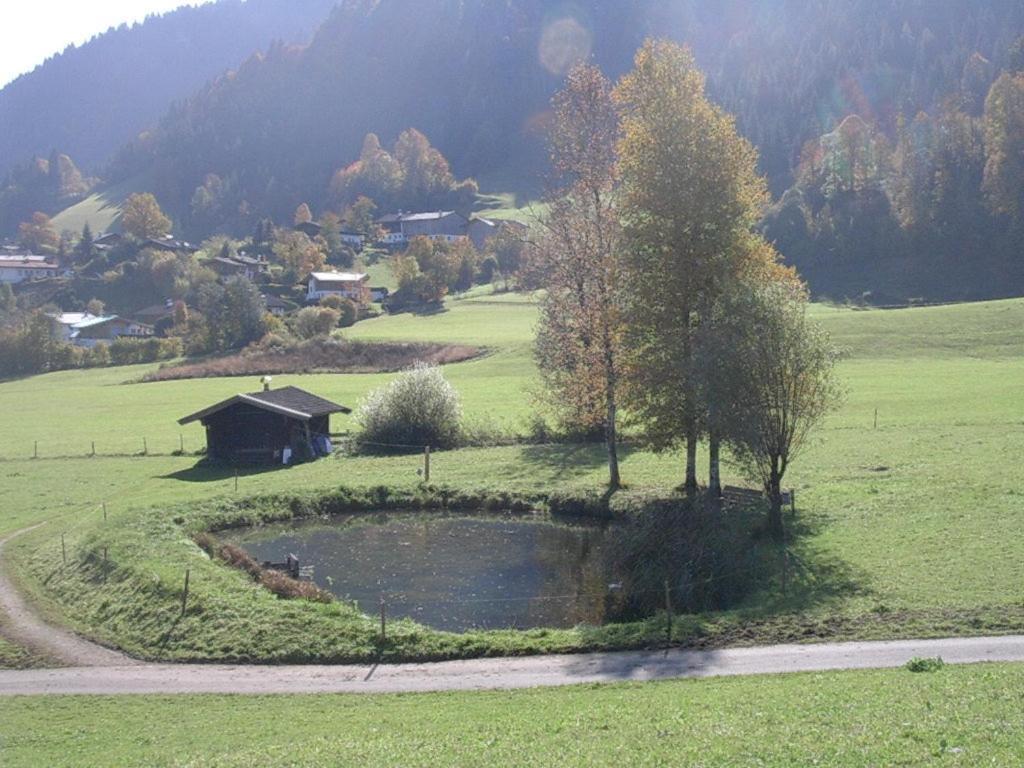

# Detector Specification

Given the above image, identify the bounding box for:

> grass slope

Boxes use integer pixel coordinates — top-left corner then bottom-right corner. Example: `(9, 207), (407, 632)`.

(2, 664), (1023, 766)
(1, 297), (1023, 663)
(49, 174), (151, 236)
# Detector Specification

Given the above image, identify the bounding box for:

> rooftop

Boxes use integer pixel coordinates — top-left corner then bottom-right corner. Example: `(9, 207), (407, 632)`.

(378, 211), (457, 224)
(309, 271), (368, 283)
(0, 259), (59, 269)
(178, 385), (352, 425)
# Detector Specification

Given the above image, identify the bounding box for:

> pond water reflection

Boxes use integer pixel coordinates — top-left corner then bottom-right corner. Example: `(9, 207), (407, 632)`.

(227, 512), (618, 632)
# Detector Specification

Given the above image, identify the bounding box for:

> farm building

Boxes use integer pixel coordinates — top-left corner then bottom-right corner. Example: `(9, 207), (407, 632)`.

(0, 255), (67, 284)
(306, 271), (370, 304)
(69, 315), (155, 347)
(179, 384), (351, 464)
(377, 211), (468, 247)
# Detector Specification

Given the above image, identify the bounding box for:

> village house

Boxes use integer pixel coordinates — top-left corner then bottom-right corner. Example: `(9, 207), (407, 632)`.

(294, 221), (322, 239)
(68, 315), (155, 347)
(306, 271), (370, 304)
(377, 211), (469, 247)
(144, 236), (198, 255)
(0, 255), (68, 284)
(294, 221), (366, 251)
(92, 232), (123, 251)
(178, 382), (351, 464)
(208, 255), (264, 281)
(261, 293), (290, 317)
(52, 312), (96, 342)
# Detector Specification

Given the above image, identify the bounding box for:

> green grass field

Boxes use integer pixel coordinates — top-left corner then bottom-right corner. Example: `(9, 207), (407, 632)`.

(1, 296), (1022, 665)
(2, 663), (1023, 766)
(1, 294), (1022, 764)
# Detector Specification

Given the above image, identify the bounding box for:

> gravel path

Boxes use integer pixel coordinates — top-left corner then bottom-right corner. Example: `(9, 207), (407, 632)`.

(0, 525), (136, 668)
(2, 525), (1023, 696)
(2, 635), (1024, 695)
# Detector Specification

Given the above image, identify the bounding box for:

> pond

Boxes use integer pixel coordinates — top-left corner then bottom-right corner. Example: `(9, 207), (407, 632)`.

(226, 512), (619, 632)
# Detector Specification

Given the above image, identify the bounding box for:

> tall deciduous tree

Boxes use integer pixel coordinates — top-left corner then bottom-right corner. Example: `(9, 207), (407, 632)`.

(533, 63), (625, 489)
(18, 211), (60, 253)
(615, 39), (769, 494)
(717, 281), (841, 538)
(272, 230), (326, 282)
(121, 193), (172, 240)
(983, 73), (1024, 226)
(294, 203), (313, 225)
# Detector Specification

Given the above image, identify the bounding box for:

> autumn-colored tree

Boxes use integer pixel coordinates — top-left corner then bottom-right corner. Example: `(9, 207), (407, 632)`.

(272, 230), (326, 282)
(712, 280), (841, 538)
(615, 39), (770, 494)
(486, 224), (527, 289)
(18, 212), (60, 253)
(318, 211), (343, 257)
(121, 193), (172, 240)
(343, 195), (378, 237)
(294, 203), (313, 226)
(983, 73), (1024, 225)
(533, 63), (625, 488)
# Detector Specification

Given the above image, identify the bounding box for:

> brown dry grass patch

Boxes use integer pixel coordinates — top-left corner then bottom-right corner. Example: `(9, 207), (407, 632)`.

(142, 338), (482, 382)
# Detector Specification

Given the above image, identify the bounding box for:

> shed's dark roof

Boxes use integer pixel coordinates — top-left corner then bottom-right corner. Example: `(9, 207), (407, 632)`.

(178, 385), (351, 425)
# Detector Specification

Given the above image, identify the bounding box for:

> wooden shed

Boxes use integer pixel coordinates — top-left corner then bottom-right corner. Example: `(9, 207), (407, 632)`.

(178, 385), (351, 464)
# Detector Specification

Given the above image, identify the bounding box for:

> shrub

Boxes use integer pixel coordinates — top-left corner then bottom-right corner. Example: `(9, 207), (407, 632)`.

(905, 657), (945, 673)
(356, 363), (462, 452)
(336, 297), (358, 328)
(196, 536), (333, 603)
(294, 306), (340, 339)
(108, 336), (182, 366)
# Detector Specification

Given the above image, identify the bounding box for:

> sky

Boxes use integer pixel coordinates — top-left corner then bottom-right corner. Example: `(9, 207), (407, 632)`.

(0, 1), (206, 88)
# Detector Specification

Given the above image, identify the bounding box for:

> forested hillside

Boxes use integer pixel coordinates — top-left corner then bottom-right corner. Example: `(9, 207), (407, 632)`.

(9, 0), (1024, 301)
(0, 0), (336, 175)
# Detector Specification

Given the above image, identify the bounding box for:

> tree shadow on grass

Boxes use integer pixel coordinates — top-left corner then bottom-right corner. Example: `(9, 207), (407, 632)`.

(514, 442), (609, 485)
(160, 461), (294, 484)
(560, 494), (872, 679)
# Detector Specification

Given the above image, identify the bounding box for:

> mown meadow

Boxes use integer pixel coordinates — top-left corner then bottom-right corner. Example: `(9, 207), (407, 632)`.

(0, 294), (1022, 665)
(2, 663), (1024, 766)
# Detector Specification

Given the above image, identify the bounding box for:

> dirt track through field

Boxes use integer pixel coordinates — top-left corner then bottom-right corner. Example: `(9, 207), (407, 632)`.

(0, 525), (135, 668)
(2, 525), (1024, 696)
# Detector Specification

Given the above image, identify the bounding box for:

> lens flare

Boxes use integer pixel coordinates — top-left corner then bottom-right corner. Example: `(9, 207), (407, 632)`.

(538, 16), (592, 76)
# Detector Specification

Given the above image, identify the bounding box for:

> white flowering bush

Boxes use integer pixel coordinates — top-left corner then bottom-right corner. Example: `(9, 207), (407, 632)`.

(355, 363), (463, 451)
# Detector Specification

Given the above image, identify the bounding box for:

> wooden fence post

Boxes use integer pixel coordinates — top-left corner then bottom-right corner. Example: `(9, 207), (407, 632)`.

(664, 579), (673, 645)
(179, 434), (184, 454)
(423, 446), (431, 483)
(142, 437), (147, 455)
(90, 441), (96, 457)
(33, 440), (38, 459)
(234, 469), (239, 492)
(102, 503), (107, 522)
(61, 533), (66, 565)
(181, 569), (190, 616)
(379, 595), (387, 642)
(874, 408), (878, 430)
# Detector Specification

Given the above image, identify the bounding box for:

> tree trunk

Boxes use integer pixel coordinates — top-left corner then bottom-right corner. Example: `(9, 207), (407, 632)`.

(767, 460), (784, 541)
(684, 422), (698, 496)
(708, 433), (722, 499)
(605, 399), (621, 491)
